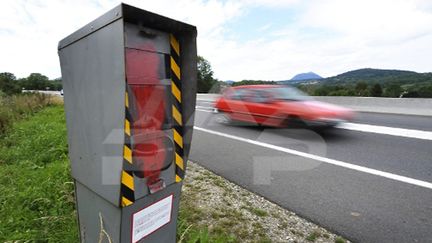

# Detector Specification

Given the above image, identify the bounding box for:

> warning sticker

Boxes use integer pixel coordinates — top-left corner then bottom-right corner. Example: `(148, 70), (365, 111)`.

(132, 194), (173, 243)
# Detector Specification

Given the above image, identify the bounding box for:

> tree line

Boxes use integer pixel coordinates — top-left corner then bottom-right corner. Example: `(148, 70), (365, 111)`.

(1, 56), (215, 95)
(0, 72), (62, 95)
(1, 56), (220, 96)
(3, 58), (431, 98)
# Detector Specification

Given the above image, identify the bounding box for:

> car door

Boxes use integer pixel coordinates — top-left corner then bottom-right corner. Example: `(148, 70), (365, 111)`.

(244, 89), (281, 126)
(223, 88), (256, 123)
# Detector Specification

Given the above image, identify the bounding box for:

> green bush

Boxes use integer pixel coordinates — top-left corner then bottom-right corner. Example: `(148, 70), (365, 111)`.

(0, 72), (21, 95)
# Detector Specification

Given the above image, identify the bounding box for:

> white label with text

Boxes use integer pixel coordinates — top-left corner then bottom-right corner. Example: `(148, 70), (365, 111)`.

(132, 195), (173, 243)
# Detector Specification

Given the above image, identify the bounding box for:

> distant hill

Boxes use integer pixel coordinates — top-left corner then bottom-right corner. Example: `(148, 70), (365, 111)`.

(276, 72), (322, 85)
(224, 80), (235, 85)
(226, 68), (432, 87)
(291, 72), (323, 81)
(322, 68), (432, 85)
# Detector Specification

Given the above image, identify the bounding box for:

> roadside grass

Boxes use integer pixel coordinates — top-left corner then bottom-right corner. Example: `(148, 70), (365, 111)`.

(0, 105), (78, 242)
(177, 180), (238, 243)
(0, 92), (61, 135)
(0, 105), (238, 242)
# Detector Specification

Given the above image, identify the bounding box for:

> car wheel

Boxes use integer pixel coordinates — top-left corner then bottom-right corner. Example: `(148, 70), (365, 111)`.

(284, 115), (306, 128)
(215, 112), (233, 124)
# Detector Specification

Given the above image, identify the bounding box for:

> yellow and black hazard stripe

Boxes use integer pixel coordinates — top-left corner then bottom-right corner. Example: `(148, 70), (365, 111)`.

(170, 34), (185, 183)
(121, 88), (135, 207)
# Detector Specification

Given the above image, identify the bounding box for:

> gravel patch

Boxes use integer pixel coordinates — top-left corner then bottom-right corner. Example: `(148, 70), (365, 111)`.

(180, 161), (349, 243)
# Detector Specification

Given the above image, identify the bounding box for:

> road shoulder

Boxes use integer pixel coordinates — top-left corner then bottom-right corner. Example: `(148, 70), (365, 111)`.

(180, 161), (349, 243)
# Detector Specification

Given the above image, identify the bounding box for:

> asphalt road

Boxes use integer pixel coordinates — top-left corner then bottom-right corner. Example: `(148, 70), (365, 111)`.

(190, 100), (432, 243)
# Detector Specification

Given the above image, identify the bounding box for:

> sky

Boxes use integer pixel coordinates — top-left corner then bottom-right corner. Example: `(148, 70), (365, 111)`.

(1, 0), (432, 81)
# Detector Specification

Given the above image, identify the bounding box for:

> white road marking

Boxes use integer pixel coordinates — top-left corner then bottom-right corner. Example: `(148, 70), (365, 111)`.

(195, 105), (214, 110)
(196, 99), (215, 103)
(194, 126), (432, 190)
(338, 123), (432, 141)
(196, 101), (214, 104)
(196, 109), (213, 113)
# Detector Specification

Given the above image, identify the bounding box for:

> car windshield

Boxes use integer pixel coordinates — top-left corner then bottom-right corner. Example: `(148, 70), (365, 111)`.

(269, 86), (312, 101)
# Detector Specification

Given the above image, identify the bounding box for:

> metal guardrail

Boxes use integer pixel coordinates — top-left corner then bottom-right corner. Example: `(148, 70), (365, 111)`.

(23, 90), (62, 96)
(197, 94), (432, 116)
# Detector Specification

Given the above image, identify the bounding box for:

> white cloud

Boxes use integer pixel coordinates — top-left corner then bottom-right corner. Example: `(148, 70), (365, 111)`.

(0, 0), (117, 79)
(293, 0), (432, 77)
(0, 0), (244, 79)
(301, 0), (432, 45)
(0, 0), (431, 80)
(240, 0), (301, 8)
(207, 0), (432, 80)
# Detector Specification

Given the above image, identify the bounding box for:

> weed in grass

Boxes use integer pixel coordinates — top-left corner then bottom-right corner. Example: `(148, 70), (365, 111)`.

(252, 222), (267, 237)
(224, 186), (233, 193)
(211, 210), (222, 220)
(249, 207), (268, 217)
(278, 221), (288, 230)
(202, 171), (213, 177)
(270, 210), (280, 218)
(211, 225), (226, 235)
(219, 218), (237, 230)
(190, 228), (210, 243)
(335, 237), (346, 243)
(178, 224), (237, 243)
(290, 229), (304, 237)
(306, 230), (321, 242)
(193, 184), (203, 190)
(194, 175), (206, 181)
(258, 236), (272, 243)
(213, 178), (225, 188)
(218, 208), (244, 222)
(237, 228), (249, 239)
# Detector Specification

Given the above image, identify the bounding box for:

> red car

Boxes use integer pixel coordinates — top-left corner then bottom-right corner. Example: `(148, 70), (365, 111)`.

(214, 85), (354, 127)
